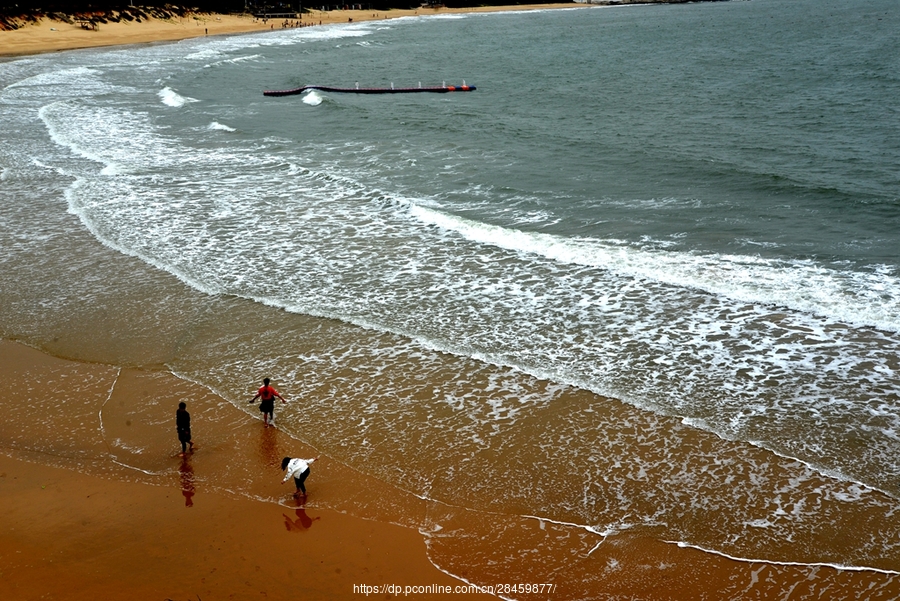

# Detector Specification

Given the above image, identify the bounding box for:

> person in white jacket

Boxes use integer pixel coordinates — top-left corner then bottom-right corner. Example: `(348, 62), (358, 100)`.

(281, 456), (318, 497)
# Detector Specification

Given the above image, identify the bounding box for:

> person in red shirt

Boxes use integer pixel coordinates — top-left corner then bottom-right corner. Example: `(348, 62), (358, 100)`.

(250, 377), (286, 427)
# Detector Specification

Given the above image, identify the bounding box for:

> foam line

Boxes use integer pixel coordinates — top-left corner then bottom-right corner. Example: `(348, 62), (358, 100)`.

(409, 204), (900, 332)
(664, 540), (900, 575)
(109, 459), (165, 477)
(97, 367), (121, 458)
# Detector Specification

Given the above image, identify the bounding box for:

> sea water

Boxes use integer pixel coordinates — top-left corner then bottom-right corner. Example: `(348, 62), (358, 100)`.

(2, 0), (900, 589)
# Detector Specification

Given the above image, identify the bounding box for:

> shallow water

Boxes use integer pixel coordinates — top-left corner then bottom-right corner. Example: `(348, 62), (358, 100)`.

(2, 0), (900, 594)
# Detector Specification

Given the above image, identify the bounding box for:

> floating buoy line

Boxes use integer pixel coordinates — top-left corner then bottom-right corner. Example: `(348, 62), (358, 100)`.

(263, 81), (476, 96)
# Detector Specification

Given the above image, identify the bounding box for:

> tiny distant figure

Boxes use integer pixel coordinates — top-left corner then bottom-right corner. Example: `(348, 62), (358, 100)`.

(176, 401), (194, 456)
(281, 456), (318, 498)
(250, 377), (286, 427)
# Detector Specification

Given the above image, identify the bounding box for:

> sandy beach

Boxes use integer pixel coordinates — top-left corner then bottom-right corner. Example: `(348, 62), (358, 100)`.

(0, 11), (587, 596)
(0, 5), (585, 58)
(0, 452), (468, 600)
(4, 338), (899, 599)
(0, 340), (488, 599)
(4, 2), (900, 598)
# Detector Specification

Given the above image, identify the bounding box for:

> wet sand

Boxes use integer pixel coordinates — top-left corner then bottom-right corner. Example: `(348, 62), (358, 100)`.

(0, 340), (482, 600)
(4, 5), (900, 594)
(0, 454), (469, 600)
(3, 339), (899, 599)
(0, 5), (586, 58)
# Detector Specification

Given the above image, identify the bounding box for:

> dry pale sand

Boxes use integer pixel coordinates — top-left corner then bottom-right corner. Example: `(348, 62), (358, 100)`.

(0, 5), (586, 58)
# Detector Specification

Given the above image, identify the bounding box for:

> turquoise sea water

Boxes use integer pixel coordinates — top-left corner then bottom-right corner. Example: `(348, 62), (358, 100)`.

(2, 0), (900, 588)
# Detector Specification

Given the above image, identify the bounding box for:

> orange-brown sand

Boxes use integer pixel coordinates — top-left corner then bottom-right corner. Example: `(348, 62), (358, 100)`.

(3, 339), (899, 599)
(2, 9), (897, 595)
(0, 5), (585, 58)
(0, 454), (470, 600)
(0, 340), (489, 600)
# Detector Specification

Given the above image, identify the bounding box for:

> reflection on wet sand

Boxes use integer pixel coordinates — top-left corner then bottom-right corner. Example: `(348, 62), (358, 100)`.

(257, 423), (281, 470)
(283, 497), (320, 533)
(179, 455), (194, 507)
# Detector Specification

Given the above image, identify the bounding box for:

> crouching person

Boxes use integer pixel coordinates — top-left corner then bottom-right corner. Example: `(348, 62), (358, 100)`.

(281, 456), (319, 498)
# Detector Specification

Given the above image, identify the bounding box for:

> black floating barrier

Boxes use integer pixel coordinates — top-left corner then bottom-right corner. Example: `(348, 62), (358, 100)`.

(263, 84), (476, 97)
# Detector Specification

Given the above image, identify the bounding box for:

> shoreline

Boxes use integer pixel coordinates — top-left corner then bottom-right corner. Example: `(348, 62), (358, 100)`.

(5, 3), (900, 595)
(0, 339), (483, 600)
(0, 4), (586, 58)
(0, 451), (473, 599)
(4, 338), (899, 599)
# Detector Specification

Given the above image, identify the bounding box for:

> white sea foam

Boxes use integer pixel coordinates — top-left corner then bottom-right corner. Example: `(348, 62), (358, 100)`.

(423, 14), (468, 20)
(44, 98), (900, 504)
(228, 53), (262, 63)
(184, 48), (223, 62)
(1, 66), (125, 104)
(38, 102), (117, 170)
(203, 53), (264, 68)
(245, 23), (375, 46)
(409, 204), (900, 333)
(4, 65), (98, 89)
(665, 540), (900, 576)
(158, 87), (198, 107)
(38, 101), (176, 176)
(302, 90), (323, 106)
(208, 121), (236, 132)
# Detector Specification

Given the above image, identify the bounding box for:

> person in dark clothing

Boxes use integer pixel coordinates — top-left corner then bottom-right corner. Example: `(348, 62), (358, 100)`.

(176, 401), (194, 456)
